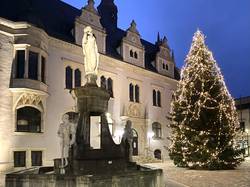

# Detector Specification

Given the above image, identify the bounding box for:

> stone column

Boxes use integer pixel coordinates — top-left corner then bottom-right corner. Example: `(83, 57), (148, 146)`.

(38, 53), (41, 81)
(24, 47), (29, 79)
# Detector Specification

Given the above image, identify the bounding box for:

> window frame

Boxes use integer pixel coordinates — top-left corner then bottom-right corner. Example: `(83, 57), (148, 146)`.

(31, 151), (43, 167)
(14, 151), (26, 167)
(65, 66), (73, 89)
(152, 122), (162, 139)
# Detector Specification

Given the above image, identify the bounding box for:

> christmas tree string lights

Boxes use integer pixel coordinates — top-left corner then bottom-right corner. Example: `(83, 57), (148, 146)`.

(168, 30), (243, 170)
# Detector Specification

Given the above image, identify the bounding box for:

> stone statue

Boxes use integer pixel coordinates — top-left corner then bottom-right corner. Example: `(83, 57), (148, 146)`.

(122, 120), (134, 162)
(82, 26), (99, 78)
(57, 114), (76, 170)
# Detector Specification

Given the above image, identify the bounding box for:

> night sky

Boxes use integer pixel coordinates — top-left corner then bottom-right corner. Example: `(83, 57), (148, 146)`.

(62, 0), (250, 98)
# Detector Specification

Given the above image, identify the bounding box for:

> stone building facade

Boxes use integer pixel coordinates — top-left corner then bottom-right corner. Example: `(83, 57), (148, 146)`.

(0, 0), (179, 172)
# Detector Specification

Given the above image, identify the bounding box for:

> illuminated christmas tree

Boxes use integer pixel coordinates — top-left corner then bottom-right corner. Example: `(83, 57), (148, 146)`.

(168, 30), (243, 170)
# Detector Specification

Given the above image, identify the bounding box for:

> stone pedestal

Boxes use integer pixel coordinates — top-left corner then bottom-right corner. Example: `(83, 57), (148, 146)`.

(69, 80), (127, 175)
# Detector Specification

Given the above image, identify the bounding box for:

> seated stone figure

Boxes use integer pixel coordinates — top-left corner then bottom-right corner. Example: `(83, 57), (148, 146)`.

(57, 114), (76, 168)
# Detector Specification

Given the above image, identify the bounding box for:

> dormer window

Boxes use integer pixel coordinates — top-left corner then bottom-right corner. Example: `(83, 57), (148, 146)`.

(130, 50), (134, 57)
(134, 52), (138, 59)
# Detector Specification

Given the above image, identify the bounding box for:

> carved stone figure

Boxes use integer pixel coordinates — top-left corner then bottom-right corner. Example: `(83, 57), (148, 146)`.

(122, 120), (134, 162)
(57, 114), (76, 169)
(82, 26), (99, 77)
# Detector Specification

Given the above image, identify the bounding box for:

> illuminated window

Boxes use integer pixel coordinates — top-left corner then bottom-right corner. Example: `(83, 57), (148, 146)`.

(16, 107), (41, 133)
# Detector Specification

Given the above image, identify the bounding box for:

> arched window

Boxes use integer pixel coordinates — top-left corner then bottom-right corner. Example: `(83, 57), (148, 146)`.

(153, 89), (157, 106)
(135, 85), (140, 103)
(165, 64), (169, 70)
(130, 50), (134, 57)
(154, 149), (162, 160)
(132, 128), (138, 156)
(101, 76), (106, 89)
(107, 78), (113, 98)
(74, 69), (81, 88)
(157, 91), (161, 107)
(152, 122), (162, 139)
(16, 106), (41, 133)
(65, 66), (73, 89)
(134, 52), (138, 59)
(129, 83), (134, 102)
(162, 63), (165, 69)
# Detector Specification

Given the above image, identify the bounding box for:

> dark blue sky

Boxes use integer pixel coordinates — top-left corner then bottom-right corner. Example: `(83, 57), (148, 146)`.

(62, 0), (250, 98)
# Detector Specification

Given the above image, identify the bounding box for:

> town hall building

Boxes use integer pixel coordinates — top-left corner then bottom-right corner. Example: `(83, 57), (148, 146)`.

(0, 0), (179, 172)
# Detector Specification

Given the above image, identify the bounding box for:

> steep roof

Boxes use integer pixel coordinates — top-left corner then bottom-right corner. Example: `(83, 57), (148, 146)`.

(0, 0), (180, 80)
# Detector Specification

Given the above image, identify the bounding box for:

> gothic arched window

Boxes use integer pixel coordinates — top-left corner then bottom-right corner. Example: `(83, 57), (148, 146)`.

(65, 66), (73, 89)
(153, 89), (157, 106)
(162, 63), (165, 69)
(165, 64), (169, 70)
(107, 78), (113, 98)
(134, 52), (138, 59)
(74, 69), (81, 88)
(101, 76), (106, 89)
(130, 50), (134, 57)
(129, 83), (134, 102)
(157, 90), (161, 107)
(135, 85), (140, 103)
(16, 106), (41, 133)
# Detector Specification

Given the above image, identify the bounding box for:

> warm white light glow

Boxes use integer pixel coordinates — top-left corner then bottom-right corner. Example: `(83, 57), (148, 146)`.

(147, 132), (154, 139)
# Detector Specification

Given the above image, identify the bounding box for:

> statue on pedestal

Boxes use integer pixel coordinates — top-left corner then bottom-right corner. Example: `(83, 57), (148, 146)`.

(122, 120), (134, 162)
(82, 26), (99, 83)
(57, 114), (76, 172)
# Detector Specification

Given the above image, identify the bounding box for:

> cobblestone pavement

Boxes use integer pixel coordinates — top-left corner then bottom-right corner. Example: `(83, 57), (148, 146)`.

(145, 159), (250, 187)
(1, 160), (250, 187)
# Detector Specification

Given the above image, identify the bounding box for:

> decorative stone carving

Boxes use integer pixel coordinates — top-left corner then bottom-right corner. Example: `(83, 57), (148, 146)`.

(57, 114), (76, 171)
(82, 26), (99, 78)
(16, 93), (42, 108)
(124, 103), (145, 118)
